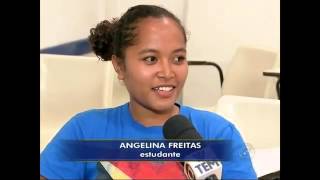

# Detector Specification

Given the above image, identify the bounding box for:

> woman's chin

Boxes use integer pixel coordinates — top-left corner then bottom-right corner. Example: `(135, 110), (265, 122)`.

(150, 100), (178, 113)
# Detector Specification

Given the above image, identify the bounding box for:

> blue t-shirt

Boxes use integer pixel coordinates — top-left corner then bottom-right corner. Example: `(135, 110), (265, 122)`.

(40, 103), (257, 179)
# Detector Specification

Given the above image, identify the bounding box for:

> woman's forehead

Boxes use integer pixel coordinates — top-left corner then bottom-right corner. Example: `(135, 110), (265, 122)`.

(133, 17), (185, 45)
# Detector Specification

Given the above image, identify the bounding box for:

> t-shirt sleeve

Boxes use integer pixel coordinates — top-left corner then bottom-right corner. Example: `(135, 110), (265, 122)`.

(40, 113), (87, 179)
(219, 124), (257, 179)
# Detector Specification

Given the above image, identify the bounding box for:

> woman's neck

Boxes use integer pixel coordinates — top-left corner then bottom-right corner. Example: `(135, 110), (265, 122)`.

(129, 102), (180, 127)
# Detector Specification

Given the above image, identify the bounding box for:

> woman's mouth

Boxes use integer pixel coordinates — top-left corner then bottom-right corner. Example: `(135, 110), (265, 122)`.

(152, 85), (176, 98)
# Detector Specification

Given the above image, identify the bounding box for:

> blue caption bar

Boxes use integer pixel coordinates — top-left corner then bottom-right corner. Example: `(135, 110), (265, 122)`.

(58, 140), (232, 161)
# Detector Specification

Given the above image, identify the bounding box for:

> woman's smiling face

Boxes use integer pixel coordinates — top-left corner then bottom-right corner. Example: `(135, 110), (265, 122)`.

(114, 17), (188, 114)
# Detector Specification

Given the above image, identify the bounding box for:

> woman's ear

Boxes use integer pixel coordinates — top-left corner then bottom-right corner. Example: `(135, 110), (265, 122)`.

(111, 55), (125, 80)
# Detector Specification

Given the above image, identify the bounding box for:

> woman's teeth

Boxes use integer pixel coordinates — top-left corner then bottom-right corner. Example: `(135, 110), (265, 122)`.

(154, 86), (174, 91)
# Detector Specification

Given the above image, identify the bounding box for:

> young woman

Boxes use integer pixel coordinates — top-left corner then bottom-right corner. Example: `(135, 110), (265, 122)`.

(40, 5), (257, 179)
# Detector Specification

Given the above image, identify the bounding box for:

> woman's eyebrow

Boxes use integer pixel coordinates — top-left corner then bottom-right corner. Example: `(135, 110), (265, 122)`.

(138, 49), (158, 55)
(138, 48), (186, 55)
(172, 48), (186, 53)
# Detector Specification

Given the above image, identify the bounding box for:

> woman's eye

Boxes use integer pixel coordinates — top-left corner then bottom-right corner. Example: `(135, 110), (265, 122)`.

(173, 56), (186, 64)
(143, 56), (157, 64)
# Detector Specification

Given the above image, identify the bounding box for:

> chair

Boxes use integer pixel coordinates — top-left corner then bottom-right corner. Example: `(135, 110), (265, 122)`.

(182, 46), (279, 111)
(276, 79), (280, 99)
(40, 54), (129, 152)
(214, 95), (280, 149)
(263, 54), (280, 99)
(222, 46), (278, 98)
(214, 95), (280, 177)
(181, 61), (223, 109)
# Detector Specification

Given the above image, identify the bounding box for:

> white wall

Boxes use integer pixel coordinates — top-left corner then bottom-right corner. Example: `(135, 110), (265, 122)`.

(40, 0), (279, 106)
(40, 0), (186, 48)
(182, 0), (280, 107)
(40, 0), (108, 49)
(103, 0), (186, 23)
(41, 0), (279, 65)
(185, 0), (280, 72)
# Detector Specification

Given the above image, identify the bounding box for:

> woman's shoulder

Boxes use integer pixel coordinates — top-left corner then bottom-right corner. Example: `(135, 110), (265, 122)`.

(181, 105), (230, 124)
(56, 103), (129, 138)
(68, 103), (129, 126)
(180, 105), (236, 138)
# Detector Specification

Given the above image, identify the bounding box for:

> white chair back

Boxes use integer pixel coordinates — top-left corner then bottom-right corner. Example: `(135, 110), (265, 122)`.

(40, 54), (129, 151)
(222, 46), (278, 98)
(183, 62), (222, 107)
(214, 95), (280, 149)
(263, 54), (280, 99)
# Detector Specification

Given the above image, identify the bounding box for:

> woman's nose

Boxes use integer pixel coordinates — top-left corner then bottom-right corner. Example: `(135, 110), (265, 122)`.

(157, 60), (175, 79)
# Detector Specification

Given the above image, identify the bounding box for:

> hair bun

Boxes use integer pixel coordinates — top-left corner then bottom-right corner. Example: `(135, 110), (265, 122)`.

(89, 20), (116, 61)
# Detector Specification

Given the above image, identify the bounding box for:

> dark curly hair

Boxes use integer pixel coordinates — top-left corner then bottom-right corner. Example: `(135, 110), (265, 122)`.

(88, 5), (187, 61)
